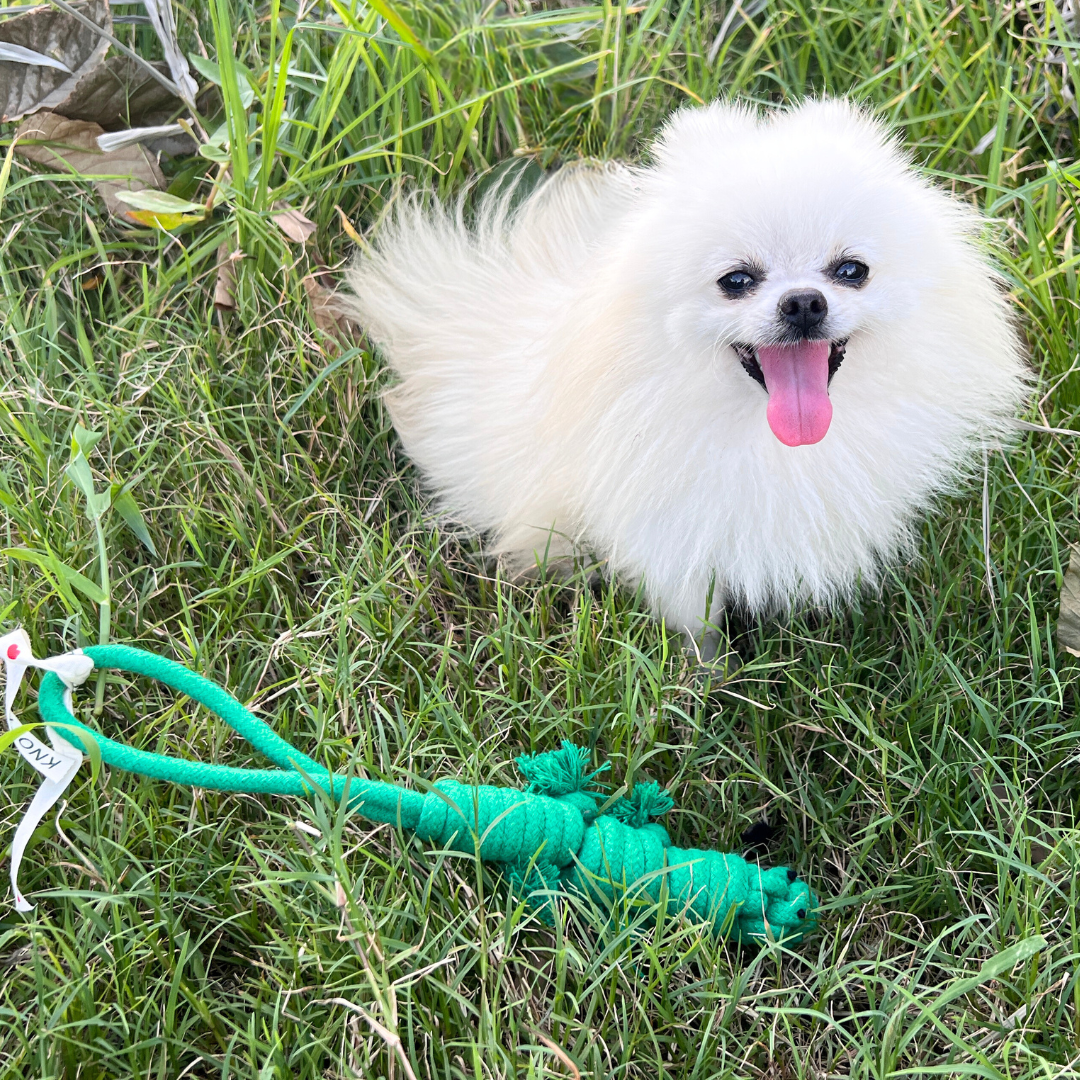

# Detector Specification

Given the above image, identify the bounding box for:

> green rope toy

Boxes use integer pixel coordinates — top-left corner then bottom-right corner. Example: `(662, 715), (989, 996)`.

(11, 641), (817, 943)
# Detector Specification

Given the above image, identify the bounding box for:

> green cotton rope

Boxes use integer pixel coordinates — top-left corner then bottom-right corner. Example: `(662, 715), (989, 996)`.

(37, 644), (817, 944)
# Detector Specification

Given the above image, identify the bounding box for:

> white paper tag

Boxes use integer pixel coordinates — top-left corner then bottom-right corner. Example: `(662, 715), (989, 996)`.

(1, 630), (93, 911)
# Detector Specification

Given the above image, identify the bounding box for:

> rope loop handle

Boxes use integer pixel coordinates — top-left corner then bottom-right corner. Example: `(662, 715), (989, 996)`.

(42, 644), (330, 794)
(38, 644), (423, 822)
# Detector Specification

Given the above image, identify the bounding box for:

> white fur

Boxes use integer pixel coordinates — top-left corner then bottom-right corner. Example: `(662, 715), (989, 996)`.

(345, 99), (1027, 638)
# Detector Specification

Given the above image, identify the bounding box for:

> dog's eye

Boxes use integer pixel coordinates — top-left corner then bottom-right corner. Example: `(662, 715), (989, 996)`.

(718, 270), (758, 296)
(833, 260), (869, 286)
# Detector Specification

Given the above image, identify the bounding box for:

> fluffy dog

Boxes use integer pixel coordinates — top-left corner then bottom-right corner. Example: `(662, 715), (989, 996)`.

(346, 99), (1027, 648)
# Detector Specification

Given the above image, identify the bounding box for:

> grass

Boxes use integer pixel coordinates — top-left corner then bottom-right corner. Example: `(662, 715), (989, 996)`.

(1, 0), (1080, 1075)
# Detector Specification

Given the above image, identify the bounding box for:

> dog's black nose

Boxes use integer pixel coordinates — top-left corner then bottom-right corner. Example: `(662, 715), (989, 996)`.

(778, 288), (828, 334)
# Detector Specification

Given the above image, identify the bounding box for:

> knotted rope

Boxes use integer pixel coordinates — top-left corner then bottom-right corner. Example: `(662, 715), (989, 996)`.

(20, 643), (815, 942)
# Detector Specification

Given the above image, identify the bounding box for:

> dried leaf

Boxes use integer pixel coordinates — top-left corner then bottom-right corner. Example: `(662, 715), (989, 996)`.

(214, 241), (238, 312)
(0, 0), (180, 126)
(96, 122), (184, 152)
(335, 204), (364, 246)
(0, 0), (109, 123)
(972, 129), (997, 157)
(303, 275), (361, 351)
(14, 110), (165, 219)
(141, 0), (198, 108)
(0, 41), (72, 73)
(1057, 546), (1080, 656)
(54, 53), (178, 128)
(60, 55), (177, 127)
(1066, 0), (1080, 36)
(273, 207), (317, 245)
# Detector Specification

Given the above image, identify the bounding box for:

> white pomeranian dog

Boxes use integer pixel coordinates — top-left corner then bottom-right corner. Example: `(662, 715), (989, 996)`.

(346, 98), (1027, 651)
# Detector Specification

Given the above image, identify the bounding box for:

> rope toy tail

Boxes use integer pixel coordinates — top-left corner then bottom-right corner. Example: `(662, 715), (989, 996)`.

(1, 634), (818, 942)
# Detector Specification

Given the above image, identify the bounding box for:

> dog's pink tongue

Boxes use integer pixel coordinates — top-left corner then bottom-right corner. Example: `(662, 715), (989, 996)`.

(756, 340), (833, 446)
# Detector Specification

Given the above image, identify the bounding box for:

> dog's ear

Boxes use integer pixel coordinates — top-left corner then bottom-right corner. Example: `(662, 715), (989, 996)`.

(651, 100), (759, 166)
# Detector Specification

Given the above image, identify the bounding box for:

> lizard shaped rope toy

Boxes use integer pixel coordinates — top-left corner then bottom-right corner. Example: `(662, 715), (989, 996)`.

(1, 632), (816, 942)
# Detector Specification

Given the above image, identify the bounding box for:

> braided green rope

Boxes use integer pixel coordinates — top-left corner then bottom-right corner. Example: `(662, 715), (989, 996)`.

(38, 644), (817, 944)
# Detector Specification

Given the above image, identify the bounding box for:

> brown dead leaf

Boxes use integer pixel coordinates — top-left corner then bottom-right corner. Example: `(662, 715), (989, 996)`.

(528, 1030), (582, 1080)
(1057, 545), (1080, 656)
(214, 241), (239, 312)
(0, 0), (110, 123)
(14, 110), (164, 219)
(140, 0), (198, 108)
(0, 0), (176, 126)
(53, 54), (178, 128)
(272, 207), (317, 245)
(303, 274), (361, 351)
